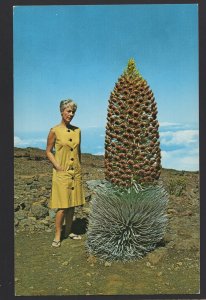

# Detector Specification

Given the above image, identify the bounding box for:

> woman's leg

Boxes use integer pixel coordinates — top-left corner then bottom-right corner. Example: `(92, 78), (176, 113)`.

(64, 207), (75, 237)
(54, 209), (65, 241)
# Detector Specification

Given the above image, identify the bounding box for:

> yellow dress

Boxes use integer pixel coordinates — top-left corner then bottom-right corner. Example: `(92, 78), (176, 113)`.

(49, 124), (85, 209)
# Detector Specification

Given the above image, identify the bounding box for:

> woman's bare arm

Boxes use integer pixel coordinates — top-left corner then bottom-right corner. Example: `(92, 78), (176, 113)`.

(46, 129), (64, 171)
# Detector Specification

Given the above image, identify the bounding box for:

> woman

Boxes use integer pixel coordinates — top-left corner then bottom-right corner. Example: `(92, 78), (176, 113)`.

(46, 99), (85, 247)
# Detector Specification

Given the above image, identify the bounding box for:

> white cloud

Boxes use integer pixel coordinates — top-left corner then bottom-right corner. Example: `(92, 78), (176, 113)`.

(161, 148), (199, 171)
(14, 136), (23, 146)
(160, 130), (199, 146)
(94, 152), (104, 155)
(181, 155), (199, 166)
(14, 136), (46, 147)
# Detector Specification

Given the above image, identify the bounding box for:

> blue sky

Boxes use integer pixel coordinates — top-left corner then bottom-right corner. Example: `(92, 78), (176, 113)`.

(14, 4), (199, 171)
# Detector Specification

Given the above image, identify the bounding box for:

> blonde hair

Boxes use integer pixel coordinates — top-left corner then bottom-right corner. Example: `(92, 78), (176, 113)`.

(59, 99), (77, 113)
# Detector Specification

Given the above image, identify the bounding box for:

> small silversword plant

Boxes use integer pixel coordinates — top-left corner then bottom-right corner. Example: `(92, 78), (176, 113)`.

(86, 184), (168, 261)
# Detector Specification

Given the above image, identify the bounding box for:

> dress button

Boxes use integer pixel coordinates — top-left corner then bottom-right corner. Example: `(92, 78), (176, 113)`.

(71, 148), (73, 151)
(68, 129), (70, 132)
(71, 167), (74, 170)
(72, 177), (74, 180)
(71, 187), (74, 190)
(71, 158), (74, 161)
(69, 138), (72, 141)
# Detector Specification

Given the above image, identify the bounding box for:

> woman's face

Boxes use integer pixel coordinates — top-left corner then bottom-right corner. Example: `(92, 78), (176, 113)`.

(61, 105), (76, 124)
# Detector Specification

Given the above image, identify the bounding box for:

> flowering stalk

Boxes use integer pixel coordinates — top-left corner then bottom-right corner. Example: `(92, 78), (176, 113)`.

(105, 58), (161, 187)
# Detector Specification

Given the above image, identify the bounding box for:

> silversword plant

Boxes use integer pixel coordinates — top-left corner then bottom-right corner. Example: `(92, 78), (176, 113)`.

(86, 59), (168, 261)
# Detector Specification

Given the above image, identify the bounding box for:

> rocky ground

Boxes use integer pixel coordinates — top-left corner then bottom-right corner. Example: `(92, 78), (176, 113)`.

(14, 147), (200, 296)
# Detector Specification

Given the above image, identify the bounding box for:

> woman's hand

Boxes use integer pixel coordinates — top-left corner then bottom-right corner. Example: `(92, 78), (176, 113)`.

(55, 165), (65, 172)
